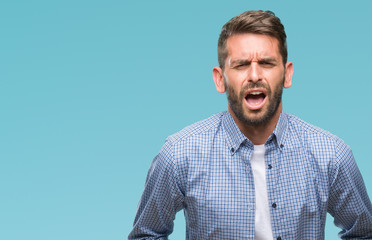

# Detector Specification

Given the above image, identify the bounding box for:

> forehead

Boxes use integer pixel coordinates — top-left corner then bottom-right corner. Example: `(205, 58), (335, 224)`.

(226, 33), (281, 60)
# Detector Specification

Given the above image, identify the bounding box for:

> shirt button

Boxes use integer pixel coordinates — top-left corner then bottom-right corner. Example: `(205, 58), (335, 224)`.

(277, 237), (282, 240)
(272, 203), (277, 208)
(231, 148), (234, 152)
(268, 164), (272, 169)
(280, 144), (284, 148)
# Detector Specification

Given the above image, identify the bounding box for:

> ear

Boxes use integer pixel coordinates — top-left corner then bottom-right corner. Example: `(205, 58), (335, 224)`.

(212, 67), (226, 93)
(284, 61), (294, 89)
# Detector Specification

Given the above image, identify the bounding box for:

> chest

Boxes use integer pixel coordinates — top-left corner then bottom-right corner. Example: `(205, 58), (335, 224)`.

(183, 144), (330, 238)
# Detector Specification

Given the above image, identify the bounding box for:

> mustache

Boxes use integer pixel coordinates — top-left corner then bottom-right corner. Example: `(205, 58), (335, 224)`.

(239, 82), (270, 97)
(244, 81), (268, 90)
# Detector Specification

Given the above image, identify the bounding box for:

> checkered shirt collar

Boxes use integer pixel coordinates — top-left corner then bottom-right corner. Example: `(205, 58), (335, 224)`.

(222, 111), (289, 154)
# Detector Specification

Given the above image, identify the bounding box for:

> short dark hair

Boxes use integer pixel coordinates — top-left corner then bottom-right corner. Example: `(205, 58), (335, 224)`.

(218, 10), (287, 69)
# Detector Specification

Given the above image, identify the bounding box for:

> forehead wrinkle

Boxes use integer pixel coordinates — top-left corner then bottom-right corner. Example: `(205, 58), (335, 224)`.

(231, 51), (275, 62)
(226, 34), (281, 63)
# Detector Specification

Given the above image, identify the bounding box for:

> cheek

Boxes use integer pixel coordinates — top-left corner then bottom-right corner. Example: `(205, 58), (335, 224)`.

(262, 68), (282, 77)
(264, 71), (285, 86)
(235, 69), (249, 80)
(226, 70), (249, 88)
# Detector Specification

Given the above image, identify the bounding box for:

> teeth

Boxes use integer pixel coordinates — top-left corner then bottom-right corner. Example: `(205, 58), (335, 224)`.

(250, 91), (262, 95)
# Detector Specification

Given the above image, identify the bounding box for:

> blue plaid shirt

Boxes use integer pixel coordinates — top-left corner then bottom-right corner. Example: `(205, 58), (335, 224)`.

(129, 112), (372, 239)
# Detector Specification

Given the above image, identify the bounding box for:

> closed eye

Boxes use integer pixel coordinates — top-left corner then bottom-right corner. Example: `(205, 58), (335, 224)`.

(261, 62), (271, 65)
(259, 61), (274, 66)
(235, 63), (249, 69)
(258, 58), (277, 67)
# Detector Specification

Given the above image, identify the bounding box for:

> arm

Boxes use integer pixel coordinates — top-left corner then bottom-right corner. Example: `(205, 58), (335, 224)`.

(128, 140), (185, 240)
(328, 140), (372, 239)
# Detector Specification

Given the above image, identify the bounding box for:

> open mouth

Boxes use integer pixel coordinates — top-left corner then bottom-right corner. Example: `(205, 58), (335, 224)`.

(244, 90), (267, 110)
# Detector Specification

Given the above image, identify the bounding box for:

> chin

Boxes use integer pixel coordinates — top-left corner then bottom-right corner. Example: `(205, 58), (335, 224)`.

(240, 106), (277, 126)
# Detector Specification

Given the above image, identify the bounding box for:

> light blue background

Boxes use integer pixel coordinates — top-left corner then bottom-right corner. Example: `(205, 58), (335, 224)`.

(1, 1), (371, 239)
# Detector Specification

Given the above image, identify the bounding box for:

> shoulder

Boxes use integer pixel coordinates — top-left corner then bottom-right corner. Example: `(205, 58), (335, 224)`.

(153, 112), (225, 189)
(165, 112), (225, 146)
(286, 113), (345, 144)
(284, 113), (355, 182)
(285, 113), (352, 159)
(286, 113), (334, 138)
(155, 111), (225, 164)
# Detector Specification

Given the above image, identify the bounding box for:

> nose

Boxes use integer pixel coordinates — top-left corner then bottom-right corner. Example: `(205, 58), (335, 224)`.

(248, 62), (262, 83)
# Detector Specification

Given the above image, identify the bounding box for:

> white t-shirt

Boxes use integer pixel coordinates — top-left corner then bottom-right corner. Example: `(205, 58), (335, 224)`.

(251, 144), (273, 239)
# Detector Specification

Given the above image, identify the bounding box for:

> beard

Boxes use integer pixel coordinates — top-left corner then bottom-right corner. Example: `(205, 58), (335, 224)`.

(226, 78), (284, 126)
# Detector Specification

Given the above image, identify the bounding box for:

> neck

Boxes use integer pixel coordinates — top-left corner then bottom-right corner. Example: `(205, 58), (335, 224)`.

(228, 104), (282, 145)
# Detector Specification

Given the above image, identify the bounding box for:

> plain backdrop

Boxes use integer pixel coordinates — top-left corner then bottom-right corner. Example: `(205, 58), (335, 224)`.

(1, 0), (371, 239)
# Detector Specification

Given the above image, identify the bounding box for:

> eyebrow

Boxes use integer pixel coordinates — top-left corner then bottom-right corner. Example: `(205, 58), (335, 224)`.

(230, 57), (278, 67)
(258, 57), (277, 63)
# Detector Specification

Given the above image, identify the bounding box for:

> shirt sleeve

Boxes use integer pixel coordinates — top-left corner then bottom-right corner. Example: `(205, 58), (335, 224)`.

(128, 140), (185, 240)
(327, 140), (372, 239)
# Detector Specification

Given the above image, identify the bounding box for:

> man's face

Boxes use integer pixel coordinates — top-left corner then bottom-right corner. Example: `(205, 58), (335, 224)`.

(215, 33), (292, 126)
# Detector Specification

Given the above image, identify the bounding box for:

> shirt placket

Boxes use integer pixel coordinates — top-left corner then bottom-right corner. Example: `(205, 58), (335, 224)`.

(265, 140), (284, 240)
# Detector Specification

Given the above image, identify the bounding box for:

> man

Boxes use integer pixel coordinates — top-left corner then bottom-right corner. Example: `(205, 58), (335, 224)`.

(128, 10), (372, 239)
